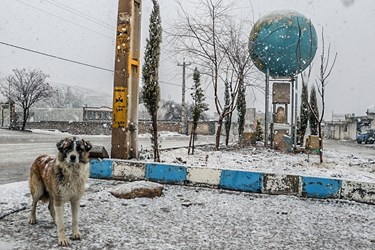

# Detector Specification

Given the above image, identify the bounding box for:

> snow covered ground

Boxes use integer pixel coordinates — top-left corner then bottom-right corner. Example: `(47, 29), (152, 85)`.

(160, 143), (375, 183)
(0, 179), (374, 250)
(1, 130), (375, 249)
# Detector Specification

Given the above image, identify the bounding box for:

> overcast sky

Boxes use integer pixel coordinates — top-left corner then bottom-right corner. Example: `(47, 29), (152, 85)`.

(0, 0), (374, 118)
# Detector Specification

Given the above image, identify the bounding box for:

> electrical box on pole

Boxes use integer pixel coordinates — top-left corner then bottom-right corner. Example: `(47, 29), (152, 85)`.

(111, 0), (142, 159)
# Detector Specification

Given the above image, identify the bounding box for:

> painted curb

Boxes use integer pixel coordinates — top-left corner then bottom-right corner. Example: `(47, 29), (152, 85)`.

(145, 163), (187, 184)
(220, 170), (262, 192)
(263, 173), (299, 195)
(89, 159), (375, 205)
(301, 176), (342, 199)
(113, 160), (146, 181)
(90, 159), (113, 179)
(341, 180), (375, 204)
(187, 167), (221, 186)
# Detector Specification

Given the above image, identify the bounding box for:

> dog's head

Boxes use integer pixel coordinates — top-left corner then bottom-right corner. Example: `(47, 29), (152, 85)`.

(56, 137), (92, 164)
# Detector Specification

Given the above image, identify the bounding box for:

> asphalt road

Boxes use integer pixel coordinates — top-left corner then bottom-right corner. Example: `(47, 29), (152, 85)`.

(0, 129), (215, 184)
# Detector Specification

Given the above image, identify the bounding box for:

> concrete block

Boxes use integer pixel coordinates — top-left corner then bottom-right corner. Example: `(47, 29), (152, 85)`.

(220, 170), (262, 192)
(187, 167), (221, 186)
(145, 163), (187, 184)
(263, 173), (299, 195)
(90, 159), (113, 179)
(301, 176), (342, 198)
(112, 160), (146, 181)
(341, 180), (375, 204)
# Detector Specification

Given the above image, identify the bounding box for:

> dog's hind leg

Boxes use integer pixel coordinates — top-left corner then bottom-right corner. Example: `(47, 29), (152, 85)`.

(71, 198), (81, 240)
(48, 197), (56, 224)
(28, 174), (44, 224)
(29, 197), (39, 224)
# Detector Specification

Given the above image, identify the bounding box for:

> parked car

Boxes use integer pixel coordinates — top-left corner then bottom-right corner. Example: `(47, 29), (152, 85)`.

(356, 129), (375, 144)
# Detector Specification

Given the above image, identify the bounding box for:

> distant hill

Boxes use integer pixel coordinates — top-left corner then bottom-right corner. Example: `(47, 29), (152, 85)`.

(50, 82), (112, 107)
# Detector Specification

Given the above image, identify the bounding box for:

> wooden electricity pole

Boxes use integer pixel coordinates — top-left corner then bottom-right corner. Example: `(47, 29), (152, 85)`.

(111, 0), (142, 159)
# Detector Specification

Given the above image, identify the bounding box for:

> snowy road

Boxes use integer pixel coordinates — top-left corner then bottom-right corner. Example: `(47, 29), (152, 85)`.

(0, 129), (214, 184)
(0, 179), (374, 249)
(324, 139), (375, 158)
(1, 128), (375, 185)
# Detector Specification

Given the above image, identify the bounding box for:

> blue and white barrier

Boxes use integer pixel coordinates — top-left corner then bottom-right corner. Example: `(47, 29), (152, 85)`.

(89, 159), (375, 205)
(220, 170), (262, 192)
(301, 176), (342, 199)
(145, 163), (187, 184)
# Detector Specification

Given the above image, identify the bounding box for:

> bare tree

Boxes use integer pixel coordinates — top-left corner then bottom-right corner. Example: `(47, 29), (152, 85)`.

(219, 19), (258, 144)
(310, 28), (337, 163)
(169, 0), (255, 149)
(0, 68), (54, 131)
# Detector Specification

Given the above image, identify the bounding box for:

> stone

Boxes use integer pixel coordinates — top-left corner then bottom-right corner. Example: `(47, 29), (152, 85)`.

(110, 181), (163, 199)
(89, 145), (109, 159)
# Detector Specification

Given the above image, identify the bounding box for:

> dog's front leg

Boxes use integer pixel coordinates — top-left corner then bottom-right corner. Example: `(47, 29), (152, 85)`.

(54, 203), (70, 246)
(71, 199), (81, 240)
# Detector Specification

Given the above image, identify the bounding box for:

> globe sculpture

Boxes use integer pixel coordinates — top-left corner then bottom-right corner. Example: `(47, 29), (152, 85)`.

(249, 10), (318, 77)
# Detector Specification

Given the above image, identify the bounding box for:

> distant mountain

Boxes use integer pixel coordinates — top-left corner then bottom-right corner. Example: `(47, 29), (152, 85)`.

(50, 82), (112, 107)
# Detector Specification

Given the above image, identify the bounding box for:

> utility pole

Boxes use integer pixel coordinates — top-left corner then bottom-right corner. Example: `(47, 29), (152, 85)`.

(111, 0), (142, 159)
(177, 58), (191, 135)
(8, 82), (12, 129)
(127, 0), (141, 159)
(265, 68), (270, 148)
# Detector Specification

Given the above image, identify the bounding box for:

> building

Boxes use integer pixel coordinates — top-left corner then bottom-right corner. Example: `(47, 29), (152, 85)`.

(325, 111), (375, 140)
(83, 106), (112, 121)
(0, 101), (16, 128)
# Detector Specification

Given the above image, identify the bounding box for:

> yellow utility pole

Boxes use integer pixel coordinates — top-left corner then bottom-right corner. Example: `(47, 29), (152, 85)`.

(111, 0), (141, 159)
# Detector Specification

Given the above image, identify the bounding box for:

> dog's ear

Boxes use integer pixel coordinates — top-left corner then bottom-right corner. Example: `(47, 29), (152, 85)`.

(56, 139), (65, 153)
(83, 140), (93, 152)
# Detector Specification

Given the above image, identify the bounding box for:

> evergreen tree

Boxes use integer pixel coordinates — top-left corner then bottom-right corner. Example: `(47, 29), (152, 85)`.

(162, 100), (182, 121)
(309, 85), (319, 135)
(162, 100), (193, 121)
(224, 79), (232, 146)
(141, 0), (162, 162)
(188, 67), (208, 154)
(255, 120), (263, 141)
(237, 81), (246, 143)
(299, 82), (309, 145)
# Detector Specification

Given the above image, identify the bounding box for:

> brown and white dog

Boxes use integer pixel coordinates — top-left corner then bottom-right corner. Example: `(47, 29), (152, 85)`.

(28, 136), (92, 246)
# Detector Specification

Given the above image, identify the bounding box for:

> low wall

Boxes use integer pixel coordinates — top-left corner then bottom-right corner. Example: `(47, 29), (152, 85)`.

(25, 121), (112, 135)
(24, 120), (217, 135)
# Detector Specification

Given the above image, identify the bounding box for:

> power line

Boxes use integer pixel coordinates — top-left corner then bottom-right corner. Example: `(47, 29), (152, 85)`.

(159, 80), (182, 87)
(15, 0), (114, 40)
(43, 0), (114, 31)
(0, 41), (114, 73)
